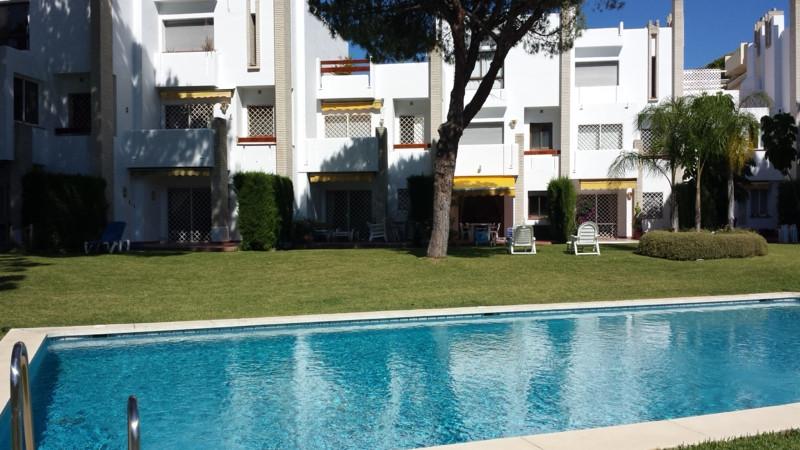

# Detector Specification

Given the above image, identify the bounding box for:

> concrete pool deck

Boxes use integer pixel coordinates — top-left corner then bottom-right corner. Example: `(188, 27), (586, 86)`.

(2, 291), (800, 449)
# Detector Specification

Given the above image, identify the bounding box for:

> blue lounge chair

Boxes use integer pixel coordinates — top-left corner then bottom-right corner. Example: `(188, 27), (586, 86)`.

(84, 221), (128, 254)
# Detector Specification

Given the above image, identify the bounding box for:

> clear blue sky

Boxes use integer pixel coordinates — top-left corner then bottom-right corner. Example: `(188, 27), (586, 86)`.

(349, 1), (789, 68)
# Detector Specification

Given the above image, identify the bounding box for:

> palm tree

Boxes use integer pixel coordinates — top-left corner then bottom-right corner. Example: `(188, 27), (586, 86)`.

(684, 93), (761, 231)
(609, 97), (693, 231)
(720, 108), (759, 229)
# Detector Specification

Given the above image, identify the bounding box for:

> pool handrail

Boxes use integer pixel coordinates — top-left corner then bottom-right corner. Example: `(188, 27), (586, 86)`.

(128, 395), (140, 450)
(10, 341), (35, 450)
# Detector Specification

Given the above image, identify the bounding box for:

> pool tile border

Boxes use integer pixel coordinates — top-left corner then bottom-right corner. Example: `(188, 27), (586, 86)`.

(1, 291), (799, 449)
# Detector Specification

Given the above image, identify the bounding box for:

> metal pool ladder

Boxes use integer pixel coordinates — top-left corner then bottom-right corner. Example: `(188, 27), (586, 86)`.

(10, 341), (35, 450)
(9, 341), (140, 450)
(128, 395), (140, 450)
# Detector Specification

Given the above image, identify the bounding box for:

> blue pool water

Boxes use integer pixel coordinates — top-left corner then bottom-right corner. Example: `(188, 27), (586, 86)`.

(3, 300), (800, 449)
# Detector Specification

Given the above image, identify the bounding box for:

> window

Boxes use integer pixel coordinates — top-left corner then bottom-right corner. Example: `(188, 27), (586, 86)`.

(575, 61), (619, 87)
(164, 103), (214, 129)
(248, 105), (274, 137)
(468, 51), (504, 89)
(640, 128), (655, 151)
(766, 18), (773, 48)
(163, 18), (214, 52)
(642, 192), (663, 219)
(397, 188), (410, 212)
(13, 77), (38, 125)
(530, 123), (553, 149)
(0, 2), (29, 50)
(461, 122), (504, 145)
(324, 113), (372, 138)
(399, 115), (424, 144)
(649, 33), (658, 100)
(68, 93), (91, 132)
(528, 192), (549, 219)
(750, 188), (770, 218)
(247, 0), (260, 68)
(578, 124), (623, 150)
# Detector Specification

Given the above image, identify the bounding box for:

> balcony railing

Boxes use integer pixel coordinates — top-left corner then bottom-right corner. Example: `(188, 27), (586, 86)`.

(302, 137), (378, 172)
(684, 69), (727, 93)
(320, 58), (370, 75)
(455, 144), (517, 176)
(118, 128), (215, 168)
(318, 58), (373, 99)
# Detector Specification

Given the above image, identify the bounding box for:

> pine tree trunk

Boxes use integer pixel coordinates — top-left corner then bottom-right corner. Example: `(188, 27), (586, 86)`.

(695, 168), (702, 232)
(727, 170), (735, 229)
(426, 126), (460, 258)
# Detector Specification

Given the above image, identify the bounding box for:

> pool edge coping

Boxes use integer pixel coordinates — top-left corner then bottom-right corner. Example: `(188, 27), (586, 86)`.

(1, 291), (799, 449)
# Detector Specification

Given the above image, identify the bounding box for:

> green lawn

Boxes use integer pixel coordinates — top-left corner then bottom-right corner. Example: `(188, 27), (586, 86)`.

(672, 430), (800, 449)
(1, 243), (799, 335)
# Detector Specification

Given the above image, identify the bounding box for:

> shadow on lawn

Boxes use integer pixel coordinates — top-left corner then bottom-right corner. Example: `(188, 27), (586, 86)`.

(0, 254), (51, 291)
(390, 245), (507, 259)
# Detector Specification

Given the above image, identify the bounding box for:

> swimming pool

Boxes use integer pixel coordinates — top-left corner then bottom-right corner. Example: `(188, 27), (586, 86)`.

(2, 299), (800, 449)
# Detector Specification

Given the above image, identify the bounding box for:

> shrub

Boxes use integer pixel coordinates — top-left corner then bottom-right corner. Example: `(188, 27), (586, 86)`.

(272, 175), (295, 244)
(547, 177), (576, 242)
(777, 180), (800, 226)
(22, 171), (107, 251)
(233, 172), (293, 250)
(637, 230), (768, 260)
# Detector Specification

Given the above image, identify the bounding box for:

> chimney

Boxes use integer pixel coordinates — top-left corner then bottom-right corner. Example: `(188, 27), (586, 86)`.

(672, 0), (684, 98)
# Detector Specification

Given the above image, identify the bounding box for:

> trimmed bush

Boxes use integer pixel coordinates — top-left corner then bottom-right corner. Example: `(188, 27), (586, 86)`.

(233, 172), (293, 250)
(272, 175), (295, 243)
(637, 230), (768, 260)
(407, 175), (433, 223)
(547, 177), (576, 242)
(22, 171), (107, 251)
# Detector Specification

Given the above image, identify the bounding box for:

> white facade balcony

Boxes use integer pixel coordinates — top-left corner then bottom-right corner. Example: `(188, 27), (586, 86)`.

(576, 85), (626, 105)
(118, 128), (215, 168)
(157, 51), (218, 87)
(317, 58), (375, 100)
(684, 69), (727, 94)
(302, 137), (378, 172)
(573, 149), (634, 180)
(455, 144), (517, 176)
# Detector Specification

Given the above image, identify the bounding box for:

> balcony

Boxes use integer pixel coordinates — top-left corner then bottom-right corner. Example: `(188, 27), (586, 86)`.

(302, 137), (378, 172)
(455, 144), (517, 176)
(576, 85), (626, 105)
(118, 128), (215, 169)
(157, 51), (218, 87)
(318, 58), (374, 100)
(684, 69), (727, 94)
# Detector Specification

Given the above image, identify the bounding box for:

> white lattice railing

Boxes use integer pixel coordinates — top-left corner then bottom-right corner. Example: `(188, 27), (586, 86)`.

(683, 69), (727, 92)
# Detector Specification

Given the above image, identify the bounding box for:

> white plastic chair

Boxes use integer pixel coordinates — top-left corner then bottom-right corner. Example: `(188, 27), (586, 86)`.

(570, 221), (600, 255)
(508, 225), (536, 255)
(367, 222), (387, 242)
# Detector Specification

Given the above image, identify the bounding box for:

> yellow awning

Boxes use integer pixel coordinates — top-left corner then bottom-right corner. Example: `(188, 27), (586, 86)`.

(309, 172), (375, 183)
(159, 90), (233, 101)
(321, 100), (383, 112)
(580, 179), (636, 190)
(453, 176), (516, 197)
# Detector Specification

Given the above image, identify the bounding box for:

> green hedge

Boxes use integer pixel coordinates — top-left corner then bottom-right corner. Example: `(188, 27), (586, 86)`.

(547, 177), (576, 242)
(22, 171), (107, 251)
(638, 230), (768, 260)
(233, 172), (293, 250)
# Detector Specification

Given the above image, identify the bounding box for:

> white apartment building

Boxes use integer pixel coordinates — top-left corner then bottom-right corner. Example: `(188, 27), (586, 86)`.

(724, 7), (797, 231)
(2, 0), (794, 246)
